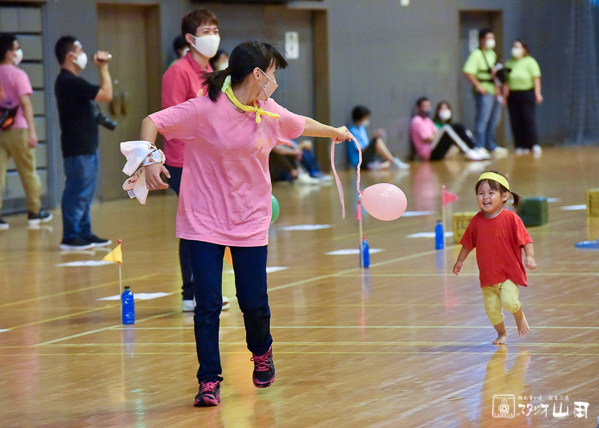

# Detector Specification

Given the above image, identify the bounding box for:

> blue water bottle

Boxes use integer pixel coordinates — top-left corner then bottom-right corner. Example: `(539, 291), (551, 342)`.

(121, 285), (135, 325)
(360, 237), (370, 268)
(435, 220), (444, 250)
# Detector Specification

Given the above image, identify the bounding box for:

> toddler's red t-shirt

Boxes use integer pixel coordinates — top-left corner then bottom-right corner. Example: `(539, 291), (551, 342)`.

(460, 209), (533, 287)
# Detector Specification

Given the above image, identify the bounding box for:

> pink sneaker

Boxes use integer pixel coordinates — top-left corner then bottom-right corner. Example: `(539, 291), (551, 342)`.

(251, 346), (276, 388)
(194, 381), (221, 407)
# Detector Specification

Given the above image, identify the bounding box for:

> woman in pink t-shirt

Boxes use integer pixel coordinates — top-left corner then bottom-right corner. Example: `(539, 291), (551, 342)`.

(141, 41), (349, 407)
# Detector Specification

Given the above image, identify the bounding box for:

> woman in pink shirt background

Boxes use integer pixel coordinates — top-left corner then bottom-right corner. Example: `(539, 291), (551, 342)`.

(161, 9), (230, 313)
(141, 41), (349, 407)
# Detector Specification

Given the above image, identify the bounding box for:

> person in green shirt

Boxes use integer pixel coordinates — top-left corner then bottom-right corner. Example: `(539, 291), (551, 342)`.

(502, 40), (543, 155)
(463, 29), (508, 158)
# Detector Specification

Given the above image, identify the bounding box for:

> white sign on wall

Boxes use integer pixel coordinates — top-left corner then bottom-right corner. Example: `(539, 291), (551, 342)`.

(285, 31), (299, 60)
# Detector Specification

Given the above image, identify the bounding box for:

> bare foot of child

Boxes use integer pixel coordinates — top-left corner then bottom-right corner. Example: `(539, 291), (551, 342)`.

(492, 321), (508, 345)
(493, 334), (507, 345)
(515, 311), (530, 337)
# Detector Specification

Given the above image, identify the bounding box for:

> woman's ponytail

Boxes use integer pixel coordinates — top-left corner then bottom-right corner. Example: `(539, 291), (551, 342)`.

(203, 69), (229, 102)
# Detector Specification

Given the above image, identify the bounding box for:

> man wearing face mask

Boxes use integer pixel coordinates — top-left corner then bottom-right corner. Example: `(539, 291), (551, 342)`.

(0, 34), (51, 230)
(54, 36), (113, 250)
(463, 28), (508, 158)
(161, 9), (230, 313)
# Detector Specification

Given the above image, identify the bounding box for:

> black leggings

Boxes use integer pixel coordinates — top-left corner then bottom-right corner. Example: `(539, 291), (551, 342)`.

(507, 89), (537, 149)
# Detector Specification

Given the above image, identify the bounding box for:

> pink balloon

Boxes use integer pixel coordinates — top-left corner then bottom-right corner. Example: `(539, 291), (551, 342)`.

(361, 183), (407, 221)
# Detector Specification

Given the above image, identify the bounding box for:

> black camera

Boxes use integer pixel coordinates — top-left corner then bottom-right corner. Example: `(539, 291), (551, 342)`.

(91, 101), (117, 131)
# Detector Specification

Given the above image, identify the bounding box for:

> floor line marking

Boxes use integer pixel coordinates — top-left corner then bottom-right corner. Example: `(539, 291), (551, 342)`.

(6, 307), (119, 331)
(20, 341), (599, 348)
(1, 351), (599, 357)
(35, 311), (179, 346)
(334, 272), (599, 277)
(0, 273), (159, 308)
(115, 324), (599, 330)
(268, 248), (444, 292)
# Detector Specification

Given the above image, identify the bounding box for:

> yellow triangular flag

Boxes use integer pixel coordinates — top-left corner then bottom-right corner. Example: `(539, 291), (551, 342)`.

(102, 244), (122, 264)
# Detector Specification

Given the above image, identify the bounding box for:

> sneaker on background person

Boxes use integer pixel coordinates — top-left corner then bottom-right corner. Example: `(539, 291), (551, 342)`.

(464, 149), (484, 161)
(60, 236), (94, 251)
(295, 172), (320, 185)
(182, 296), (230, 312)
(310, 171), (334, 182)
(83, 234), (111, 247)
(475, 147), (491, 159)
(491, 146), (508, 157)
(532, 145), (542, 155)
(27, 210), (53, 225)
(0, 218), (8, 230)
(392, 157), (410, 170)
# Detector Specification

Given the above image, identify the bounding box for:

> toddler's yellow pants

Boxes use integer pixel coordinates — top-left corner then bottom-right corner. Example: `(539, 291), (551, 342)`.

(482, 280), (521, 326)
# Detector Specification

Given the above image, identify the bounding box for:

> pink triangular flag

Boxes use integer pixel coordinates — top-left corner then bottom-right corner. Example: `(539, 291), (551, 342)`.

(442, 186), (459, 206)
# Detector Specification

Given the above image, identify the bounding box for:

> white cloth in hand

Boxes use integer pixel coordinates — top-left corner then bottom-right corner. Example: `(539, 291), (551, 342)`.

(120, 140), (166, 204)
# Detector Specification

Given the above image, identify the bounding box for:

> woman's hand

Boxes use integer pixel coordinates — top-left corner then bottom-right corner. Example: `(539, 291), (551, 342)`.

(332, 126), (350, 142)
(145, 163), (170, 190)
(535, 93), (543, 104)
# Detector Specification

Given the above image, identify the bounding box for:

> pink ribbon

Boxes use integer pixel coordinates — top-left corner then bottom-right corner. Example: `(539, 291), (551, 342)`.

(330, 134), (362, 219)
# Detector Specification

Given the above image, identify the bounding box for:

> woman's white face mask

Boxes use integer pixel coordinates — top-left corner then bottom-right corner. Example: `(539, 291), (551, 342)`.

(438, 108), (452, 122)
(12, 48), (23, 66)
(485, 38), (496, 50)
(191, 34), (220, 58)
(511, 47), (524, 59)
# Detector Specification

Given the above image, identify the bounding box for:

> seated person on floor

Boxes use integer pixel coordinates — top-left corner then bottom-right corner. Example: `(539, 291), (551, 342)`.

(410, 97), (486, 161)
(294, 139), (332, 181)
(433, 101), (489, 160)
(269, 139), (330, 184)
(348, 105), (409, 170)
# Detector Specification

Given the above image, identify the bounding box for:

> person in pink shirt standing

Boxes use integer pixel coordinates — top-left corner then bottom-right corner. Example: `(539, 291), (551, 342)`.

(161, 9), (230, 313)
(139, 41), (349, 407)
(0, 34), (52, 229)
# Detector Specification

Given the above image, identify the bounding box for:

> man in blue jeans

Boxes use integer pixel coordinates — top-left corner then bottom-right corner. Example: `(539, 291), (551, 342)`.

(463, 28), (508, 158)
(54, 36), (113, 250)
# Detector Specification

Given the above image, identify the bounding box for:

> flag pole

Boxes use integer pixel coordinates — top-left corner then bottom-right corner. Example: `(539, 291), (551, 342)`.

(358, 198), (364, 266)
(441, 185), (447, 248)
(117, 239), (123, 295)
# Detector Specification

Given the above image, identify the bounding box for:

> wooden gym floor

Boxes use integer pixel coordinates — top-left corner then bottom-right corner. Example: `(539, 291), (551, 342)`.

(1, 147), (599, 428)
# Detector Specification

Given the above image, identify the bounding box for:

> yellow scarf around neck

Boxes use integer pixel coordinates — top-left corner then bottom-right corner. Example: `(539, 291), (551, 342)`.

(224, 85), (280, 124)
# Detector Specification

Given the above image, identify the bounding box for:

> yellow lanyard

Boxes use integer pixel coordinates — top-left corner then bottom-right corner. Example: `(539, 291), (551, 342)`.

(225, 85), (280, 124)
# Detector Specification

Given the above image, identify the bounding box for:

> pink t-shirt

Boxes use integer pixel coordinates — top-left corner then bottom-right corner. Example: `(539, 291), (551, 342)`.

(149, 93), (306, 246)
(410, 115), (438, 160)
(0, 64), (33, 129)
(161, 52), (213, 168)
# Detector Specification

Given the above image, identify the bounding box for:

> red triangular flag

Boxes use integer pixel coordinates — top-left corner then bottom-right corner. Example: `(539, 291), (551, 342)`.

(442, 186), (459, 206)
